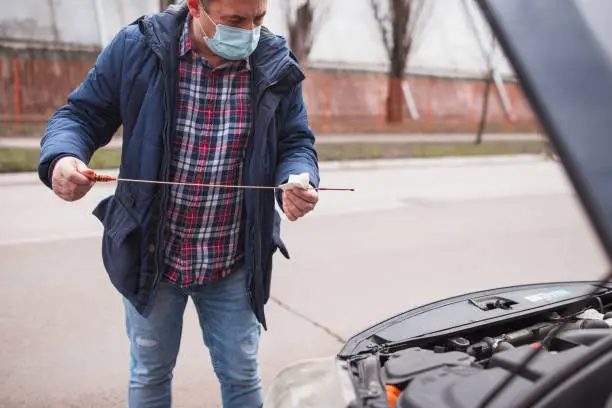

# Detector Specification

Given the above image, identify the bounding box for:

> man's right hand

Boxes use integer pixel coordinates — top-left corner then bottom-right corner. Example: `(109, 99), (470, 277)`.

(51, 156), (96, 202)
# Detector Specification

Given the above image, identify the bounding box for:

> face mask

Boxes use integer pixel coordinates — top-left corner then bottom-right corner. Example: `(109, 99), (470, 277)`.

(198, 11), (261, 60)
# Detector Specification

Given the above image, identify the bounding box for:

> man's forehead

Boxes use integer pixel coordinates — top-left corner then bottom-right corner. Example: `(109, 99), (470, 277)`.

(215, 0), (267, 15)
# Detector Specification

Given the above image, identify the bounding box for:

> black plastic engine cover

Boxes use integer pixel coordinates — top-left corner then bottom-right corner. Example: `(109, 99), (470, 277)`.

(398, 366), (533, 408)
(383, 348), (475, 385)
(488, 344), (587, 381)
(557, 328), (612, 347)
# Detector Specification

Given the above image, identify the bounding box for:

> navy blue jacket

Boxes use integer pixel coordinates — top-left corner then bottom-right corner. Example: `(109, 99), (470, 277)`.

(38, 4), (319, 329)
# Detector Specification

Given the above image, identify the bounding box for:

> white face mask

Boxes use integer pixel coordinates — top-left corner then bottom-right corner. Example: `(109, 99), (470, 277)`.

(197, 10), (261, 60)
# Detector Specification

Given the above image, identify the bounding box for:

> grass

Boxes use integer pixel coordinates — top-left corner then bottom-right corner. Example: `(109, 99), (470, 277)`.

(308, 118), (543, 135)
(315, 141), (545, 161)
(0, 148), (123, 173)
(0, 141), (546, 173)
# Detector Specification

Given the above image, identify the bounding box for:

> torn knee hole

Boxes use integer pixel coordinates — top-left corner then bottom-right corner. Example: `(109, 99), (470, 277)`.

(135, 336), (158, 348)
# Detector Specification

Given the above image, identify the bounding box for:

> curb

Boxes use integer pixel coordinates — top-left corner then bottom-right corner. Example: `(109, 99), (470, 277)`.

(319, 154), (545, 171)
(0, 155), (549, 187)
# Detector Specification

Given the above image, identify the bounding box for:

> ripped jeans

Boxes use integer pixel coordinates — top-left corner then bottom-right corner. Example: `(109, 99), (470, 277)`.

(123, 267), (263, 408)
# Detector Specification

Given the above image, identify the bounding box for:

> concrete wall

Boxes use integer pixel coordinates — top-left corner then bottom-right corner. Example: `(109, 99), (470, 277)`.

(0, 0), (156, 49)
(1, 0), (513, 78)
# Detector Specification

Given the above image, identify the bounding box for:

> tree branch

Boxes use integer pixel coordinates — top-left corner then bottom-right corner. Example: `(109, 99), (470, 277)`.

(311, 0), (329, 42)
(370, 0), (392, 59)
(284, 0), (326, 63)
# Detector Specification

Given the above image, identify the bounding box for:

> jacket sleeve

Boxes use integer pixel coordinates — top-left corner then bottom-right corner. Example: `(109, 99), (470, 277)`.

(274, 82), (320, 205)
(38, 28), (127, 189)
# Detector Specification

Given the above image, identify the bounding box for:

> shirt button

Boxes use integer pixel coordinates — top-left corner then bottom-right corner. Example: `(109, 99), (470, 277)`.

(148, 244), (156, 253)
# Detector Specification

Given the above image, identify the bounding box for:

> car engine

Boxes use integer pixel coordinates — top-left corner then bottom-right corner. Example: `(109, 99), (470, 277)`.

(351, 306), (612, 408)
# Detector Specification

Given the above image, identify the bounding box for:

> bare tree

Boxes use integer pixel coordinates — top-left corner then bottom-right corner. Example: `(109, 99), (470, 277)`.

(475, 35), (497, 144)
(283, 0), (328, 64)
(370, 0), (431, 123)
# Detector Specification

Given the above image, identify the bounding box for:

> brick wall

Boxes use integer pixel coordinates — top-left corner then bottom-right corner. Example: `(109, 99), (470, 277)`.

(0, 46), (97, 124)
(302, 70), (538, 133)
(0, 47), (538, 133)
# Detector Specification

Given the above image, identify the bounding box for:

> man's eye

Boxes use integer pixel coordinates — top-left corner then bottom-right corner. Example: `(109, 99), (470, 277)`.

(228, 17), (244, 25)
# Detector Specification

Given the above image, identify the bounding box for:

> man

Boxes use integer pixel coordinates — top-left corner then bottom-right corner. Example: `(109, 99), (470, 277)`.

(37, 0), (320, 407)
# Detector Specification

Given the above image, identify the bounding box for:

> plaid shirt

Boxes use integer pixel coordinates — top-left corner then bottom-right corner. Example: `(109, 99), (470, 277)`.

(163, 16), (252, 287)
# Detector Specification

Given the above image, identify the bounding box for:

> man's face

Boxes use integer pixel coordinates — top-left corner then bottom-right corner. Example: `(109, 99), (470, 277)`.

(188, 0), (267, 38)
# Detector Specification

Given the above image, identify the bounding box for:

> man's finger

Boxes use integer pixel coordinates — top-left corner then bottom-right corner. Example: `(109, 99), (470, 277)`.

(283, 201), (300, 221)
(57, 191), (74, 202)
(285, 208), (298, 221)
(53, 178), (66, 191)
(285, 200), (300, 217)
(67, 160), (94, 186)
(79, 168), (96, 179)
(69, 169), (93, 186)
(285, 191), (314, 213)
(292, 188), (319, 204)
(75, 184), (92, 196)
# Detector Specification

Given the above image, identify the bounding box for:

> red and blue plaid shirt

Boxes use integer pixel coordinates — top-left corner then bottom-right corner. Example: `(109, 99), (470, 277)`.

(163, 16), (252, 287)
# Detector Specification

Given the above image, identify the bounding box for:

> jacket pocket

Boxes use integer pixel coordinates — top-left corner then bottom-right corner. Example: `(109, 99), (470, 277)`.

(93, 195), (142, 298)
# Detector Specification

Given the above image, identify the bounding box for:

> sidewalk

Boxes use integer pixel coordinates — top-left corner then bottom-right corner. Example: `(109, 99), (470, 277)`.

(0, 132), (544, 149)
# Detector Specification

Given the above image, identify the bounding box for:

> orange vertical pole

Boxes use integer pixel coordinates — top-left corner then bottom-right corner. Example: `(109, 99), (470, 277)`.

(13, 59), (20, 128)
(44, 59), (52, 109)
(322, 74), (331, 133)
(470, 82), (479, 125)
(377, 77), (386, 131)
(24, 59), (32, 120)
(34, 60), (40, 121)
(425, 79), (433, 131)
(0, 58), (4, 119)
(59, 60), (67, 97)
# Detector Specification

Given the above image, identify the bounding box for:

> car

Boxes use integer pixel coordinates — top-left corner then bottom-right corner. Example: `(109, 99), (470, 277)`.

(262, 0), (612, 407)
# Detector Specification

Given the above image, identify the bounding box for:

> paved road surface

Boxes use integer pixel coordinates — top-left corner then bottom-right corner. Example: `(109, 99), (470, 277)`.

(0, 156), (606, 408)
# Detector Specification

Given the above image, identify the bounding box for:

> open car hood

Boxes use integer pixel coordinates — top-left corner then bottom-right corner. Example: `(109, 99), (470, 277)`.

(266, 3), (612, 406)
(338, 281), (612, 358)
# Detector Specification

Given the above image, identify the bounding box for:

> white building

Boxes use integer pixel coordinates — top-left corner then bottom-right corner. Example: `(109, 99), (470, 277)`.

(1, 0), (514, 79)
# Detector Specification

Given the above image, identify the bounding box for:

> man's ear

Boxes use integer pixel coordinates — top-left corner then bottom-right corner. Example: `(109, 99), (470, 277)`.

(186, 0), (202, 17)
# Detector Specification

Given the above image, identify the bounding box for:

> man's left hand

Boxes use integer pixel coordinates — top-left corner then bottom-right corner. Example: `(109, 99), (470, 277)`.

(282, 188), (319, 221)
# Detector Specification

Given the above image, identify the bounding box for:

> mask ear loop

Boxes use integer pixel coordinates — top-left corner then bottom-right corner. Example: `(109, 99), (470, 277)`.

(194, 8), (216, 40)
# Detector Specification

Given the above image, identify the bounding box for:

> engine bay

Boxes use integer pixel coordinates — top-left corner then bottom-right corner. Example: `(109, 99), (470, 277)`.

(348, 294), (612, 408)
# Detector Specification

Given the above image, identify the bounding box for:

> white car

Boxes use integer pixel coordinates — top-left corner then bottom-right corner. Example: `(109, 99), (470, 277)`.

(264, 0), (612, 407)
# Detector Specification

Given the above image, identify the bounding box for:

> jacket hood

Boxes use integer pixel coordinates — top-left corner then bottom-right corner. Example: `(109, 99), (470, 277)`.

(135, 2), (305, 91)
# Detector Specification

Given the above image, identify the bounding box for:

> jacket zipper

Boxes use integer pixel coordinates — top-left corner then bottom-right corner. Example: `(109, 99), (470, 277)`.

(245, 65), (300, 302)
(153, 48), (173, 291)
(246, 75), (280, 302)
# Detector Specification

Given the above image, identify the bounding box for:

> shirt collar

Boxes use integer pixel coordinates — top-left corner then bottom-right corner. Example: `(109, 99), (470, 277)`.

(179, 15), (251, 72)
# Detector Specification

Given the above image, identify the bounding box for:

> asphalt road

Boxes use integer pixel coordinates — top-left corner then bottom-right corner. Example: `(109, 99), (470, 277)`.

(0, 155), (607, 408)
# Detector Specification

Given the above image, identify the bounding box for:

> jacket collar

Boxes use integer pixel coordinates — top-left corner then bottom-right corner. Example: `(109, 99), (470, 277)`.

(136, 1), (304, 92)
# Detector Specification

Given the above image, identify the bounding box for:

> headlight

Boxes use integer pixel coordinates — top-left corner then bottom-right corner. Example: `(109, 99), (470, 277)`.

(264, 357), (358, 408)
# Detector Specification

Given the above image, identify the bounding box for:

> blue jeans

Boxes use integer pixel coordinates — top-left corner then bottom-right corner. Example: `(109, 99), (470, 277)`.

(123, 267), (263, 408)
